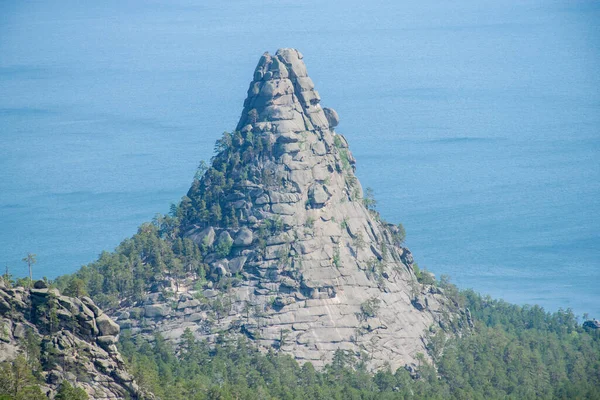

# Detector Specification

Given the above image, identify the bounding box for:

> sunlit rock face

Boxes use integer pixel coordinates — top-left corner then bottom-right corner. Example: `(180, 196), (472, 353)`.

(116, 49), (468, 371)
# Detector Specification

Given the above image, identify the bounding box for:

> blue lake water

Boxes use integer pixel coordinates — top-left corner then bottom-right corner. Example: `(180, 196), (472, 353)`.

(1, 0), (599, 317)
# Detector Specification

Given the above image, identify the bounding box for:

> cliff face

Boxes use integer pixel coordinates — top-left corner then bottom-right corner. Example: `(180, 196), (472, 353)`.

(0, 280), (149, 399)
(112, 49), (467, 370)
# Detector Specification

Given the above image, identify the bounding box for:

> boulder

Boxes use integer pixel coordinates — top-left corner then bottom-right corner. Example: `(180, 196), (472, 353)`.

(190, 226), (216, 248)
(271, 203), (296, 215)
(309, 184), (329, 206)
(79, 303), (96, 320)
(229, 256), (248, 274)
(276, 48), (307, 78)
(117, 311), (130, 320)
(144, 304), (171, 318)
(144, 292), (164, 305)
(583, 320), (600, 330)
(33, 280), (48, 289)
(202, 289), (218, 298)
(217, 231), (233, 246)
(234, 228), (253, 246)
(29, 288), (49, 297)
(186, 312), (207, 322)
(0, 298), (10, 312)
(255, 194), (270, 205)
(412, 295), (427, 311)
(12, 323), (26, 339)
(118, 320), (133, 329)
(81, 296), (102, 317)
(401, 249), (414, 266)
(97, 335), (118, 350)
(323, 107), (339, 128)
(96, 314), (120, 336)
(179, 293), (194, 301)
(176, 299), (201, 310)
(57, 296), (77, 313)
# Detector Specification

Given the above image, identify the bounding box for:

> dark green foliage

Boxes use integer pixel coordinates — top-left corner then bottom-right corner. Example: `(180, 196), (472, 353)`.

(54, 221), (206, 309)
(55, 382), (88, 400)
(21, 329), (42, 377)
(358, 297), (381, 321)
(332, 248), (341, 268)
(179, 130), (268, 230)
(434, 289), (600, 398)
(333, 135), (351, 172)
(394, 223), (406, 245)
(214, 235), (233, 259)
(0, 356), (45, 400)
(412, 263), (436, 286)
(363, 187), (377, 211)
(63, 277), (87, 298)
(0, 353), (87, 399)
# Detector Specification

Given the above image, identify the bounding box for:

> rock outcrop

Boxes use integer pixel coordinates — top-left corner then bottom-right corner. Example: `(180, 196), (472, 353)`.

(113, 48), (467, 370)
(0, 280), (149, 399)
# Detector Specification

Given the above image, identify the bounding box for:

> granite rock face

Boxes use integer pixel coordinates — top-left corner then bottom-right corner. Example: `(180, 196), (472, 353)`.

(0, 280), (150, 399)
(113, 49), (467, 370)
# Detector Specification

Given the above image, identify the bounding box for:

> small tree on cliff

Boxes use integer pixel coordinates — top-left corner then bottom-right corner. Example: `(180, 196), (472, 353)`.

(21, 253), (36, 287)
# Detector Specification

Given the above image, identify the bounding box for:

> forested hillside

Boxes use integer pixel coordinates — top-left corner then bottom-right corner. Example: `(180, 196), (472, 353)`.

(3, 272), (598, 399)
(115, 287), (600, 399)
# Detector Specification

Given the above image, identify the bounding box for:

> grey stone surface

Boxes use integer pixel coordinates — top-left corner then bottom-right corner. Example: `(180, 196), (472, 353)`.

(0, 285), (150, 399)
(234, 228), (253, 246)
(229, 256), (248, 274)
(217, 230), (233, 246)
(96, 314), (120, 336)
(323, 107), (339, 129)
(130, 48), (466, 372)
(144, 304), (171, 318)
(189, 226), (216, 248)
(310, 184), (330, 205)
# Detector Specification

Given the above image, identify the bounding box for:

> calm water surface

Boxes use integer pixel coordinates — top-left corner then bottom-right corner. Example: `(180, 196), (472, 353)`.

(1, 0), (599, 316)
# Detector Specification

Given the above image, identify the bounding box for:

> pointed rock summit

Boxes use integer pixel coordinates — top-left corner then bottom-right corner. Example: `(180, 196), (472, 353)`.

(236, 49), (331, 136)
(124, 49), (466, 370)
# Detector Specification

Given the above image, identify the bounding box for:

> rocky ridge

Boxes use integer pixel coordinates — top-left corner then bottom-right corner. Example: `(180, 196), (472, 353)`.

(0, 280), (149, 399)
(112, 49), (469, 370)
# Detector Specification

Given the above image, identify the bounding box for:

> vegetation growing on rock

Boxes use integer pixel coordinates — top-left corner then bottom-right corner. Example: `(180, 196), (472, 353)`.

(112, 286), (600, 400)
(54, 48), (460, 371)
(4, 48), (598, 398)
(0, 280), (149, 399)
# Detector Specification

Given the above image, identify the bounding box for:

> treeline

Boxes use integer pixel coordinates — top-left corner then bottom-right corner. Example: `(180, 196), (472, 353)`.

(53, 220), (205, 309)
(179, 130), (275, 229)
(116, 289), (600, 400)
(1, 284), (598, 399)
(0, 357), (87, 400)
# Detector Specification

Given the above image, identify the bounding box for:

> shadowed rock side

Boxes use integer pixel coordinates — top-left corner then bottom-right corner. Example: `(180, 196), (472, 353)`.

(113, 49), (468, 370)
(0, 280), (150, 399)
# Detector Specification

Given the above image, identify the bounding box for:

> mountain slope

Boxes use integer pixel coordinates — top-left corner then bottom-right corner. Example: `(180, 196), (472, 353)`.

(107, 48), (468, 370)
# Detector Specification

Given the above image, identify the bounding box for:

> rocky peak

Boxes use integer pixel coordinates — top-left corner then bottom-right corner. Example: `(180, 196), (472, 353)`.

(123, 49), (467, 371)
(237, 48), (331, 134)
